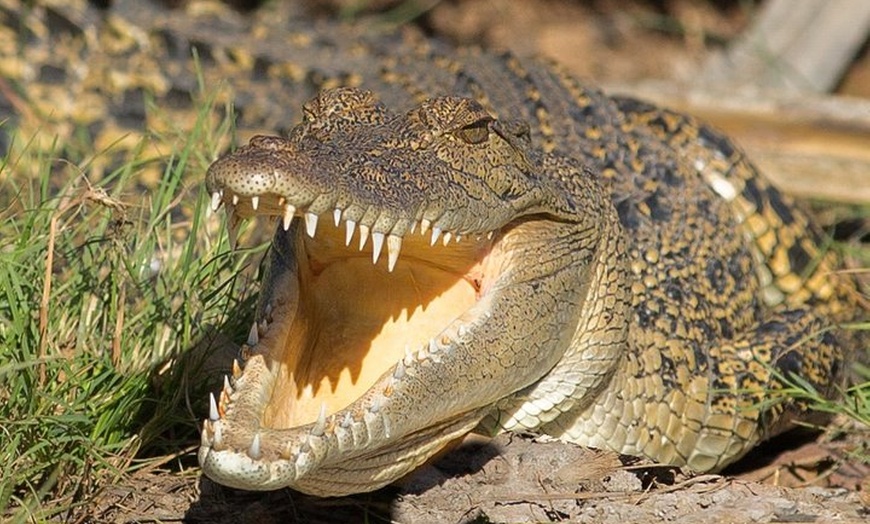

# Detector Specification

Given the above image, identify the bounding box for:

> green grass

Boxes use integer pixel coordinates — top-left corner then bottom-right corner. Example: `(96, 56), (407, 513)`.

(0, 91), (265, 521)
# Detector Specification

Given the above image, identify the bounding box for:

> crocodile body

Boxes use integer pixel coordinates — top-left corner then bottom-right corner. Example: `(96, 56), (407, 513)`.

(3, 0), (859, 497)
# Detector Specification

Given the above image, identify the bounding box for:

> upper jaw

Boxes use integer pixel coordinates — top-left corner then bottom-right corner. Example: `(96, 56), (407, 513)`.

(203, 132), (533, 257)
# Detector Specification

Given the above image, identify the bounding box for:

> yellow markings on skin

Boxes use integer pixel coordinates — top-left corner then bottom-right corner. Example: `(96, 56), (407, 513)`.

(584, 126), (602, 140)
(535, 106), (556, 153)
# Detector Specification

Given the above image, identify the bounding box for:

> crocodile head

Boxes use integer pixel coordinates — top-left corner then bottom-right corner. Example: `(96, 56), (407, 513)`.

(199, 87), (623, 496)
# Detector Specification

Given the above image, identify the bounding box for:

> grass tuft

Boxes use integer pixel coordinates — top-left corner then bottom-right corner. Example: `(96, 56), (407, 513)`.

(0, 87), (264, 520)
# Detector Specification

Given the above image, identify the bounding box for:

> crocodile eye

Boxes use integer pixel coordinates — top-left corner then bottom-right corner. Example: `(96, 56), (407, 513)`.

(453, 120), (490, 144)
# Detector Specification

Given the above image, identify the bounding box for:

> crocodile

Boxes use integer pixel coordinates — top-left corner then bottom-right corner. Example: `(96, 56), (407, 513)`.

(2, 0), (860, 499)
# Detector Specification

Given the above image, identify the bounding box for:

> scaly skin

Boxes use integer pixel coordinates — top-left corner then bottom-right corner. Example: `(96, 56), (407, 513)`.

(201, 88), (853, 496)
(1, 0), (858, 499)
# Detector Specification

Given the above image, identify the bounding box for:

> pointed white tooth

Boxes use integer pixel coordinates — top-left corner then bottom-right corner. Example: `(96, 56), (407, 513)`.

(369, 395), (382, 413)
(251, 195), (259, 211)
(430, 226), (442, 246)
(487, 231), (494, 240)
(457, 324), (468, 338)
(420, 218), (431, 235)
(312, 403), (327, 437)
(341, 412), (353, 428)
(442, 231), (452, 246)
(247, 322), (259, 346)
(248, 432), (261, 459)
(387, 235), (402, 272)
(232, 194), (239, 205)
(333, 208), (342, 226)
(371, 231), (385, 264)
(403, 345), (414, 366)
(209, 393), (219, 421)
(232, 359), (242, 379)
(410, 220), (417, 234)
(393, 358), (406, 380)
(455, 234), (462, 243)
(283, 204), (296, 230)
(358, 224), (370, 250)
(305, 212), (319, 237)
(345, 220), (356, 246)
(210, 191), (222, 212)
(223, 375), (233, 395)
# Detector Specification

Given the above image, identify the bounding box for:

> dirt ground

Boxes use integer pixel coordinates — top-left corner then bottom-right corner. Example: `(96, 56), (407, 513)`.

(88, 430), (869, 523)
(80, 0), (869, 522)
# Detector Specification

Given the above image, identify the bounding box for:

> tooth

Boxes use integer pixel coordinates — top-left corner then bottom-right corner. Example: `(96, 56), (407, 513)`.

(358, 224), (370, 250)
(209, 393), (219, 421)
(442, 231), (452, 246)
(247, 322), (259, 346)
(420, 218), (431, 235)
(455, 234), (462, 243)
(333, 208), (342, 226)
(393, 358), (406, 380)
(430, 226), (442, 246)
(371, 231), (385, 264)
(220, 390), (231, 411)
(232, 359), (242, 379)
(410, 220), (417, 234)
(487, 231), (494, 240)
(232, 194), (239, 205)
(403, 345), (414, 366)
(223, 375), (233, 395)
(283, 204), (296, 230)
(248, 432), (261, 459)
(457, 324), (468, 338)
(387, 235), (402, 272)
(369, 395), (382, 414)
(312, 403), (327, 437)
(428, 338), (439, 354)
(341, 412), (353, 428)
(305, 212), (319, 237)
(251, 195), (259, 211)
(345, 220), (356, 246)
(210, 191), (222, 212)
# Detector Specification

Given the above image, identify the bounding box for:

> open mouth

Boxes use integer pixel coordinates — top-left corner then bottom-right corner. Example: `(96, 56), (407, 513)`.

(221, 192), (498, 432)
(197, 88), (575, 495)
(199, 173), (517, 494)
